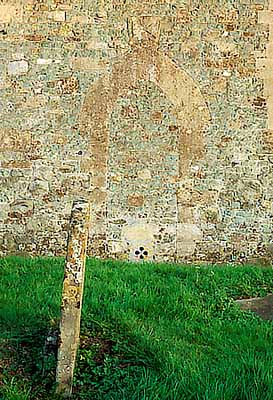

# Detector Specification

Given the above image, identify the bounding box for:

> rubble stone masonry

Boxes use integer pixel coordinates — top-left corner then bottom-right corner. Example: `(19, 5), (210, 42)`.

(0, 0), (272, 264)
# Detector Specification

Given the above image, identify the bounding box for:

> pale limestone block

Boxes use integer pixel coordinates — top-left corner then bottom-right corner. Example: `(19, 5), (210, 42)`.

(176, 223), (203, 257)
(86, 38), (108, 50)
(70, 15), (92, 23)
(258, 11), (273, 24)
(0, 5), (21, 23)
(0, 74), (6, 89)
(121, 222), (158, 261)
(223, 70), (232, 77)
(214, 39), (237, 53)
(37, 58), (53, 65)
(109, 240), (128, 254)
(7, 60), (28, 76)
(48, 11), (66, 22)
(69, 57), (108, 72)
(254, 50), (266, 59)
(137, 168), (151, 180)
(22, 95), (48, 109)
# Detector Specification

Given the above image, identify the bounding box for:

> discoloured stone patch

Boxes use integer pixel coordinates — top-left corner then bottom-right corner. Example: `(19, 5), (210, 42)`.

(79, 21), (210, 261)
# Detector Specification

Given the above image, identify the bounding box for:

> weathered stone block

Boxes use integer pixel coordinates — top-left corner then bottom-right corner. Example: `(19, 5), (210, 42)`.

(7, 60), (28, 76)
(176, 223), (203, 258)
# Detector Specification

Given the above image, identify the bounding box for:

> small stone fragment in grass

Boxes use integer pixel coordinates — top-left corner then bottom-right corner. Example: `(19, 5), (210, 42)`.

(236, 294), (273, 321)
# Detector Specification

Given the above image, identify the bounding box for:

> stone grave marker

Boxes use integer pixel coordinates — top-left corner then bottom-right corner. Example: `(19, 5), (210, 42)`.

(56, 199), (90, 397)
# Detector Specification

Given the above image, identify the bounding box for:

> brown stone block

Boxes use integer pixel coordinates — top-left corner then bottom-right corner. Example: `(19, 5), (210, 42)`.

(89, 142), (108, 155)
(1, 160), (32, 169)
(25, 140), (42, 161)
(52, 0), (72, 8)
(178, 206), (195, 223)
(52, 134), (68, 145)
(127, 194), (144, 207)
(253, 4), (265, 11)
(217, 9), (239, 24)
(59, 161), (78, 174)
(262, 129), (273, 151)
(80, 158), (93, 173)
(176, 7), (192, 23)
(57, 76), (79, 95)
(204, 52), (241, 70)
(69, 58), (109, 72)
(80, 157), (107, 174)
(9, 200), (34, 218)
(90, 174), (106, 188)
(0, 129), (31, 152)
(216, 136), (233, 149)
(90, 188), (107, 205)
(177, 188), (218, 207)
(87, 233), (107, 258)
(253, 96), (267, 109)
(87, 127), (109, 144)
(121, 104), (139, 119)
(24, 34), (47, 42)
(242, 31), (255, 38)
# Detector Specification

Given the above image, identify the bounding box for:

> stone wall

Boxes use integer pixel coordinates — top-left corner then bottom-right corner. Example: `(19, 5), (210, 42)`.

(0, 0), (272, 264)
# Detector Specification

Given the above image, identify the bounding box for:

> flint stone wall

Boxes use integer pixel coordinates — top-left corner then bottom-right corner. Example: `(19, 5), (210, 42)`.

(0, 0), (272, 264)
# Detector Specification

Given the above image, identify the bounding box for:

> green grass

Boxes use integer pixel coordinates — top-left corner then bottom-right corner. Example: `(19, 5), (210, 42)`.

(0, 257), (273, 400)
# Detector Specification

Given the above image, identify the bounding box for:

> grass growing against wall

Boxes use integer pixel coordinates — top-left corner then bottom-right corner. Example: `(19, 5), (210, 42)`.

(0, 257), (273, 400)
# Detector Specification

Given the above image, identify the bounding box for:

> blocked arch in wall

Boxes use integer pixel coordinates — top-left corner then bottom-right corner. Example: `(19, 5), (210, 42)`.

(79, 43), (211, 259)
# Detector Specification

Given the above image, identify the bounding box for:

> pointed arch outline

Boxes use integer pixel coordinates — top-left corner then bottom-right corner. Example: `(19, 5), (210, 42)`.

(79, 44), (211, 224)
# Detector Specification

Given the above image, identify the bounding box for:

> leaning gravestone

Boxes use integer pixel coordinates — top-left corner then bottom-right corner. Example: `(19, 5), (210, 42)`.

(56, 199), (90, 397)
